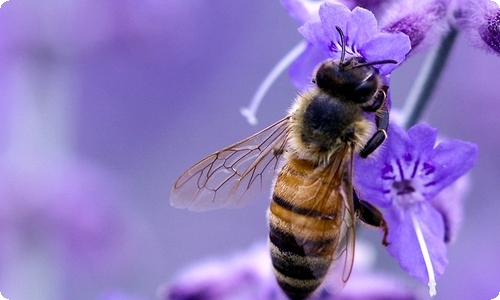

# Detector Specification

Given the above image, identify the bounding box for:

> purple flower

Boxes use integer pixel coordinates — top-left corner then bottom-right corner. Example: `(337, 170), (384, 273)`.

(279, 0), (330, 91)
(240, 2), (411, 124)
(354, 123), (478, 296)
(429, 170), (470, 244)
(161, 242), (421, 300)
(453, 0), (500, 55)
(161, 244), (278, 300)
(381, 0), (451, 53)
(297, 2), (411, 86)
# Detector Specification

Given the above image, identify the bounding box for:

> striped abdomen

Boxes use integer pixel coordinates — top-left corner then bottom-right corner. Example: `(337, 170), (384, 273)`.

(268, 158), (345, 300)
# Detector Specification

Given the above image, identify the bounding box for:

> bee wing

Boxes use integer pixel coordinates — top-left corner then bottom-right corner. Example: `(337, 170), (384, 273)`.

(324, 148), (356, 293)
(170, 116), (291, 211)
(290, 145), (356, 293)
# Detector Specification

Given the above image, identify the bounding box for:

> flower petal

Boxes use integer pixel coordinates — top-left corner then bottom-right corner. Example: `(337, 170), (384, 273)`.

(384, 123), (412, 162)
(288, 43), (328, 89)
(348, 7), (379, 52)
(360, 32), (411, 74)
(299, 20), (331, 55)
(354, 124), (410, 207)
(430, 174), (469, 243)
(407, 123), (438, 162)
(354, 156), (390, 207)
(424, 139), (478, 199)
(318, 2), (352, 50)
(385, 203), (448, 284)
(300, 1), (411, 73)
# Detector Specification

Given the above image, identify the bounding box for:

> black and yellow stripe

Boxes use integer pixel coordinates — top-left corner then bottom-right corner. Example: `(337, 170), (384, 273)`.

(268, 158), (344, 300)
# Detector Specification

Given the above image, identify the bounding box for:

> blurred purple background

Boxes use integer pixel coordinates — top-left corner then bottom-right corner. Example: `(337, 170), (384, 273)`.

(0, 1), (498, 299)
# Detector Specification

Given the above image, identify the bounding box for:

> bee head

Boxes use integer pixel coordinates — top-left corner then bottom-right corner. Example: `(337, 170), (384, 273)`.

(313, 26), (397, 104)
(313, 58), (381, 104)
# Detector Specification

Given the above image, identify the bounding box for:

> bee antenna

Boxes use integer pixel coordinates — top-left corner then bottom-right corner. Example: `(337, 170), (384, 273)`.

(353, 59), (398, 68)
(335, 26), (346, 64)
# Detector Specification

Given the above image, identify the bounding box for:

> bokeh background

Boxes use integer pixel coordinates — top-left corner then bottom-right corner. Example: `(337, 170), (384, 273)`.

(0, 0), (498, 299)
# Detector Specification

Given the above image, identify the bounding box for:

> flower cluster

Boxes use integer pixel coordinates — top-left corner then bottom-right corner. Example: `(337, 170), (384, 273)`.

(241, 1), (411, 123)
(453, 0), (500, 54)
(284, 0), (500, 67)
(241, 0), (500, 125)
(277, 0), (451, 91)
(354, 123), (477, 294)
(298, 2), (410, 77)
(168, 1), (484, 299)
(281, 1), (479, 296)
(163, 242), (422, 300)
(233, 1), (481, 298)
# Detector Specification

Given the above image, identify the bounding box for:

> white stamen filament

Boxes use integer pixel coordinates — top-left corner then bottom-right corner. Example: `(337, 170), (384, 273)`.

(240, 40), (308, 125)
(411, 212), (437, 297)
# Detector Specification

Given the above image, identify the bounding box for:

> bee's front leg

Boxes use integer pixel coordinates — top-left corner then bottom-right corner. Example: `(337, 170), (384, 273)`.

(360, 86), (389, 158)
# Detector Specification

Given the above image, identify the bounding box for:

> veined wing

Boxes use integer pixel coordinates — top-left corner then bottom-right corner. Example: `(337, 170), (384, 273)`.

(325, 146), (356, 293)
(170, 116), (291, 211)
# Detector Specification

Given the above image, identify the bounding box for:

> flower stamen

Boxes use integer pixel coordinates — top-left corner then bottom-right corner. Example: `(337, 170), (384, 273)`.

(240, 40), (308, 125)
(411, 211), (437, 297)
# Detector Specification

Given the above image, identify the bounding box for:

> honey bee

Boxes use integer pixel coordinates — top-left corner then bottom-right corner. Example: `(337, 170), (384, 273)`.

(170, 26), (393, 300)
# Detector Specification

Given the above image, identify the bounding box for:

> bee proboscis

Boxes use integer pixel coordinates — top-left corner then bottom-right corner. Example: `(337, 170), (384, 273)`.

(170, 26), (392, 300)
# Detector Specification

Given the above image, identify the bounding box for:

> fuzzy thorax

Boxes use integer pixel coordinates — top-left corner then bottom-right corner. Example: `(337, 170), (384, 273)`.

(286, 89), (373, 165)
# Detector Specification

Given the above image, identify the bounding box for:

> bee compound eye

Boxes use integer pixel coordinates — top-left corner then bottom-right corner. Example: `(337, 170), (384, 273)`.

(314, 63), (338, 91)
(352, 78), (377, 103)
(315, 72), (331, 90)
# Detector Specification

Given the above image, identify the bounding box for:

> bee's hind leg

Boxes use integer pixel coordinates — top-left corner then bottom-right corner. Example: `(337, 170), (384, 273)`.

(353, 190), (389, 246)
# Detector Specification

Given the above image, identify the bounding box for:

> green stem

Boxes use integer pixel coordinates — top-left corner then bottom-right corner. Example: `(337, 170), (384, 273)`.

(401, 27), (458, 129)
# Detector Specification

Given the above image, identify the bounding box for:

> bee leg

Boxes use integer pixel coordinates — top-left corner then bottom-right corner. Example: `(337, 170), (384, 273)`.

(359, 113), (388, 158)
(362, 86), (387, 112)
(360, 88), (389, 158)
(353, 191), (389, 246)
(359, 128), (387, 158)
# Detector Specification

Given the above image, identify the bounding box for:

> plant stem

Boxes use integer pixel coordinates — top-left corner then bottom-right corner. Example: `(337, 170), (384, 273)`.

(401, 27), (458, 129)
